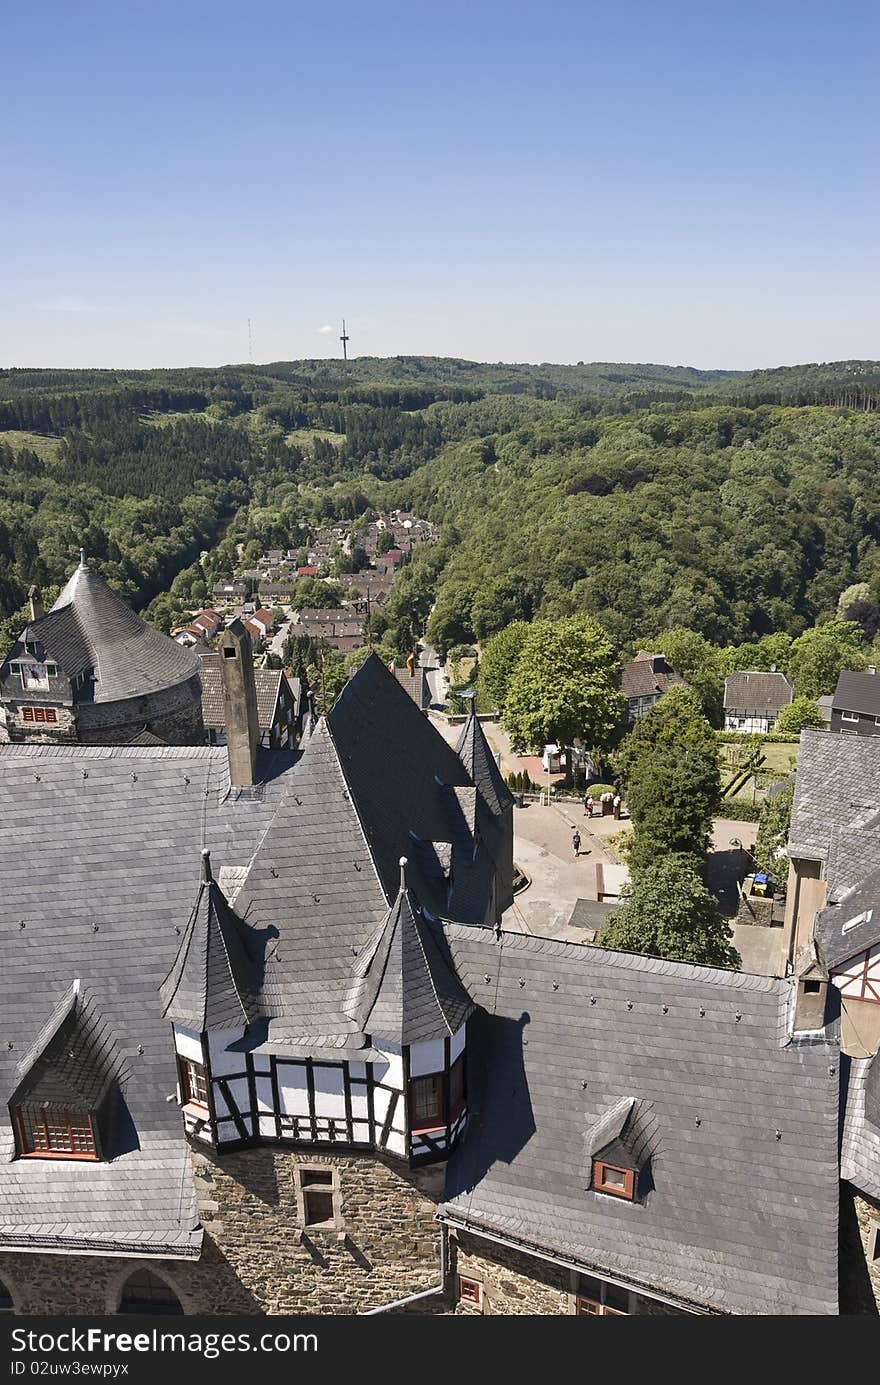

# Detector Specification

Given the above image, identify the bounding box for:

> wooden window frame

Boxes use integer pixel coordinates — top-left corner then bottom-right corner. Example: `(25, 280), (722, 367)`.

(458, 1276), (482, 1307)
(178, 1057), (209, 1112)
(15, 1105), (98, 1160)
(592, 1161), (636, 1200)
(21, 706), (57, 724)
(409, 1072), (445, 1134)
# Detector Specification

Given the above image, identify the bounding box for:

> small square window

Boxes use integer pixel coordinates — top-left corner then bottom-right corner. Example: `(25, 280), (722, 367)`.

(303, 1190), (335, 1226)
(46, 664), (57, 677)
(296, 1166), (341, 1231)
(459, 1276), (482, 1306)
(593, 1161), (636, 1200)
(9, 664), (20, 674)
(802, 979), (822, 994)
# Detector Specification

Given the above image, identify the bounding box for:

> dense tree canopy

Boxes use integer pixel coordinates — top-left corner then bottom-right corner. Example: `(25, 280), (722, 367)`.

(599, 856), (740, 969)
(501, 616), (625, 758)
(626, 743), (722, 872)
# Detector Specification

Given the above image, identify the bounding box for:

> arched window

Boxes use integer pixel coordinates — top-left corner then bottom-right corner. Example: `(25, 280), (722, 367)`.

(0, 1277), (14, 1313)
(118, 1268), (184, 1316)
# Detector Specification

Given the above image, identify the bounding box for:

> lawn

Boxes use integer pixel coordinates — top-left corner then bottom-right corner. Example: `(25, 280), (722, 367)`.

(0, 429), (63, 461)
(285, 428), (346, 449)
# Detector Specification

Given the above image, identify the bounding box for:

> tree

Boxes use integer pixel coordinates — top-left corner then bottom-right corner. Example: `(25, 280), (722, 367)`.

(753, 782), (794, 876)
(289, 578), (345, 612)
(836, 581), (880, 639)
(788, 620), (867, 699)
(774, 696), (825, 735)
(598, 855), (740, 969)
(477, 621), (530, 711)
(626, 742), (721, 870)
(615, 685), (717, 792)
(502, 616), (625, 762)
(376, 529), (395, 556)
(652, 628), (724, 725)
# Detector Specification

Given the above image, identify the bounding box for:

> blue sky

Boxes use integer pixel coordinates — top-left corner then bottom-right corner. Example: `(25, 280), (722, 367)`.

(4, 0), (877, 369)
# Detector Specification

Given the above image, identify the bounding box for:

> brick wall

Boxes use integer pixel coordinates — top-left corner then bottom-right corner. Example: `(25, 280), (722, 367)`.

(0, 1147), (447, 1316)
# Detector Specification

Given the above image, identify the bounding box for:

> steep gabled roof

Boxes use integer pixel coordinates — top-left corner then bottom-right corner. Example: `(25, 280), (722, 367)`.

(343, 862), (474, 1046)
(455, 707), (513, 818)
(160, 851), (257, 1031)
(586, 1096), (658, 1172)
(198, 653), (287, 732)
(789, 728), (880, 861)
(7, 556), (199, 703)
(816, 863), (880, 970)
(11, 980), (124, 1111)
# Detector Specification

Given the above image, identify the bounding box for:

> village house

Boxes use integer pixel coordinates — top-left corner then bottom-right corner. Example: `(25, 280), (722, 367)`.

(198, 644), (302, 750)
(723, 669), (794, 733)
(620, 652), (686, 723)
(173, 609), (223, 646)
(831, 667), (880, 736)
(211, 578), (250, 605)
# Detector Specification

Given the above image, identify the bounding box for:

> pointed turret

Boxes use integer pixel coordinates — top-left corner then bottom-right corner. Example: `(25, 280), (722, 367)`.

(455, 705), (513, 818)
(159, 850), (257, 1031)
(344, 858), (474, 1046)
(12, 979), (122, 1112)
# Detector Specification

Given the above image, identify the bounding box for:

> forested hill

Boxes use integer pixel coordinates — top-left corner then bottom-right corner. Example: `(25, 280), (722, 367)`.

(1, 355), (880, 659)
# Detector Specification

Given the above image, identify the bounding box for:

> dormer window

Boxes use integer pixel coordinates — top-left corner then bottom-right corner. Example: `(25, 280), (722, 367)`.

(14, 1105), (97, 1160)
(592, 1161), (636, 1199)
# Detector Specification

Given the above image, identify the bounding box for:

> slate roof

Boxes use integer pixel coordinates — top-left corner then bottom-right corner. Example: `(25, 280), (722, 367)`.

(12, 981), (124, 1111)
(840, 1052), (880, 1200)
(455, 710), (513, 819)
(788, 728), (880, 862)
(393, 665), (431, 710)
(833, 669), (880, 718)
(6, 558), (199, 703)
(439, 927), (840, 1316)
(343, 865), (475, 1046)
(230, 657), (504, 1042)
(815, 862), (880, 969)
(723, 670), (794, 714)
(159, 852), (258, 1031)
(0, 742), (288, 1257)
(198, 654), (287, 732)
(621, 652), (686, 700)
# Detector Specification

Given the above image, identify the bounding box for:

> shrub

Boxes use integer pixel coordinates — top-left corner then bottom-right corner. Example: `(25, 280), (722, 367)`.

(586, 782), (616, 797)
(717, 800), (761, 822)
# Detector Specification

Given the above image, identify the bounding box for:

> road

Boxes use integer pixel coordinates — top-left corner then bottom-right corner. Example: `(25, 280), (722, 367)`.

(419, 644), (448, 708)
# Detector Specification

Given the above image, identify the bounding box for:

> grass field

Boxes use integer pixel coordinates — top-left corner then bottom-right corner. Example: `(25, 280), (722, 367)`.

(721, 739), (798, 803)
(0, 429), (63, 460)
(285, 428), (346, 449)
(140, 410), (212, 428)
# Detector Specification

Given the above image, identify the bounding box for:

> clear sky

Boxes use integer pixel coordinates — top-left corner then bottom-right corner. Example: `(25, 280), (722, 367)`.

(3, 0), (877, 370)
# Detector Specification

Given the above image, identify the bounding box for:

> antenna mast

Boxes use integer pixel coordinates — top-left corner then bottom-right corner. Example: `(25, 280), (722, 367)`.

(248, 318), (254, 362)
(340, 318), (350, 361)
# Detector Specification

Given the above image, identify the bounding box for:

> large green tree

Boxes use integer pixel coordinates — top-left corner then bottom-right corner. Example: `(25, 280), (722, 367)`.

(615, 685), (717, 792)
(774, 696), (825, 734)
(598, 855), (740, 969)
(652, 628), (724, 724)
(788, 620), (867, 698)
(626, 742), (721, 870)
(753, 781), (794, 876)
(502, 616), (625, 760)
(477, 620), (530, 711)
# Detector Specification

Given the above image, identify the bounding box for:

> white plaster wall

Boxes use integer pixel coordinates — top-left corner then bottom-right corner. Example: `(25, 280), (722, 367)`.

(277, 1063), (309, 1116)
(410, 1038), (445, 1076)
(312, 1066), (346, 1119)
(207, 1028), (248, 1075)
(450, 1023), (466, 1062)
(173, 1025), (204, 1063)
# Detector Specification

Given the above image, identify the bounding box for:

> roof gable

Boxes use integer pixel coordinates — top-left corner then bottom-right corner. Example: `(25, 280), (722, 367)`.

(455, 709), (513, 818)
(12, 980), (124, 1111)
(160, 852), (258, 1031)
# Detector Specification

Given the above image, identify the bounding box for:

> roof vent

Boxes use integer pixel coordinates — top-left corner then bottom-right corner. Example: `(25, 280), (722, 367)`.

(842, 909), (872, 935)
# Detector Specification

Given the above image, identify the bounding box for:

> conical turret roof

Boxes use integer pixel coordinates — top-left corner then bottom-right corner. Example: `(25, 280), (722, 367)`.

(160, 851), (258, 1031)
(17, 554), (198, 703)
(344, 858), (474, 1046)
(455, 705), (513, 817)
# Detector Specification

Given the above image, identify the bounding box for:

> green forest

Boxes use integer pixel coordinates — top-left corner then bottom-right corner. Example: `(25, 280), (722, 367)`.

(2, 355), (880, 668)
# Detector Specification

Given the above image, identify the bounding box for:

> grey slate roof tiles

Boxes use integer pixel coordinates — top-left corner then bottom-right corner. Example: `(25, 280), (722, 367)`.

(840, 1052), (880, 1200)
(10, 559), (199, 703)
(0, 742), (287, 1255)
(199, 653), (286, 731)
(159, 853), (259, 1031)
(12, 982), (125, 1111)
(438, 926), (840, 1316)
(344, 869), (475, 1046)
(789, 727), (880, 861)
(455, 710), (513, 819)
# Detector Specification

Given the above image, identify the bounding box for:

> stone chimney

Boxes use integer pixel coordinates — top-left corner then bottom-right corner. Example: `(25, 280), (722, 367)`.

(219, 620), (260, 787)
(28, 585), (43, 622)
(791, 945), (829, 1034)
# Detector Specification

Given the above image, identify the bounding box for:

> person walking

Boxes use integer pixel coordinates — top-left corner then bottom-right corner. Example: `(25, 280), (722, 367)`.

(572, 829), (581, 857)
(586, 794), (594, 818)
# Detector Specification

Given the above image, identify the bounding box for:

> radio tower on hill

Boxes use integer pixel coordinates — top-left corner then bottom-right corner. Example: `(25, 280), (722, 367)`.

(340, 319), (350, 361)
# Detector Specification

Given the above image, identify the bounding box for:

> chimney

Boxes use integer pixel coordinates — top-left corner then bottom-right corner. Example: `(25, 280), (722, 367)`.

(868, 665), (877, 676)
(791, 947), (829, 1034)
(28, 585), (43, 622)
(219, 620), (260, 787)
(770, 662), (777, 673)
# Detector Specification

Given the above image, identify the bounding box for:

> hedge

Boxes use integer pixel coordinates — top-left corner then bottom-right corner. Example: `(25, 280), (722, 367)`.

(715, 731), (801, 745)
(717, 800), (762, 822)
(585, 783), (616, 797)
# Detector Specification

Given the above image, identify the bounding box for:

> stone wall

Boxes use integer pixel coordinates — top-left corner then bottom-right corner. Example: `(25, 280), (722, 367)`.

(449, 1230), (688, 1315)
(840, 1185), (880, 1314)
(0, 1147), (447, 1316)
